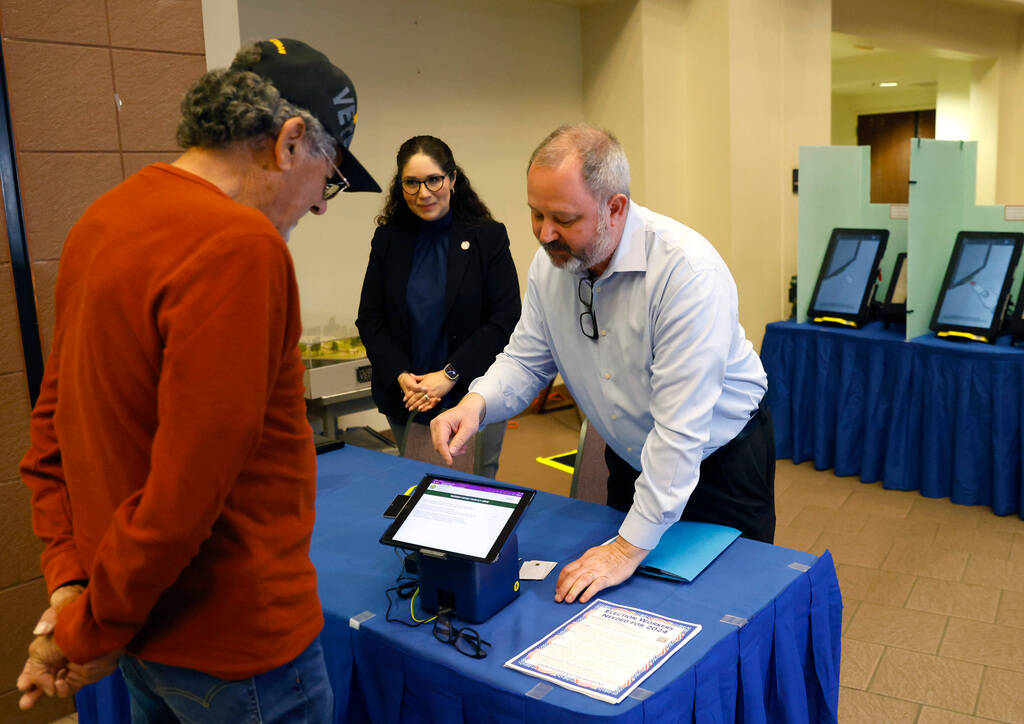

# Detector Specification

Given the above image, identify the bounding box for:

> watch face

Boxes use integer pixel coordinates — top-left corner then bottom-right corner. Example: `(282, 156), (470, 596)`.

(444, 364), (458, 380)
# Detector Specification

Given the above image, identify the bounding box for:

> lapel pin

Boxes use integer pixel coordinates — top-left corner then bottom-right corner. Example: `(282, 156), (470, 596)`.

(461, 240), (470, 251)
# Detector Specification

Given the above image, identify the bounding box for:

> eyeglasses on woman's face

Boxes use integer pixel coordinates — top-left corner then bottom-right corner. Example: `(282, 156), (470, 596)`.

(401, 173), (450, 195)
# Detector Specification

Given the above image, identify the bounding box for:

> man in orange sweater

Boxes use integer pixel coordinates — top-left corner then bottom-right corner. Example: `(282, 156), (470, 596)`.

(16, 39), (379, 722)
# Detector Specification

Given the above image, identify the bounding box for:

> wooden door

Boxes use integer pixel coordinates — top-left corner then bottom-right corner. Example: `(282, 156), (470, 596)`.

(857, 109), (936, 204)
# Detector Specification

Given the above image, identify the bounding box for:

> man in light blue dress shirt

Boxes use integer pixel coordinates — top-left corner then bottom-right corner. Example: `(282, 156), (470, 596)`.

(431, 124), (774, 605)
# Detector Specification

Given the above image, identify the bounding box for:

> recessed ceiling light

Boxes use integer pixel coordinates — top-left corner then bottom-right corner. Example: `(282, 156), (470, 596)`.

(878, 81), (899, 87)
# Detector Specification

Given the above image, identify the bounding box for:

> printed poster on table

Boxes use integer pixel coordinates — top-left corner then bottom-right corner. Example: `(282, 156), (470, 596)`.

(504, 599), (701, 704)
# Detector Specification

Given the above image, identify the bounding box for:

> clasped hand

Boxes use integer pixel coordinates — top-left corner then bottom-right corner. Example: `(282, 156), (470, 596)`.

(17, 584), (121, 710)
(398, 370), (456, 413)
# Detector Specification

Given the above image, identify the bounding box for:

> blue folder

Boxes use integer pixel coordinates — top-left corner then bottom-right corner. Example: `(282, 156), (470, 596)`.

(637, 521), (741, 583)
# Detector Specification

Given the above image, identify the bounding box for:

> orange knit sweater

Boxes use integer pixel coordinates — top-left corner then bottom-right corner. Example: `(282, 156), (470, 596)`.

(20, 164), (323, 678)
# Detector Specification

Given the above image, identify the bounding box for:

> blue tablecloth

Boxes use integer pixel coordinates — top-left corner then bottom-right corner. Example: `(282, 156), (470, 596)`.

(762, 320), (1024, 517)
(77, 445), (842, 722)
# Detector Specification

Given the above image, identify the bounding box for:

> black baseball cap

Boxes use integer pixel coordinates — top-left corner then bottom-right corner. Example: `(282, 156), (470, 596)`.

(245, 38), (380, 193)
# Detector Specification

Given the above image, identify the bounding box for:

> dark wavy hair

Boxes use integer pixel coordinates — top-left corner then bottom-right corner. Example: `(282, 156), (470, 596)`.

(375, 136), (493, 227)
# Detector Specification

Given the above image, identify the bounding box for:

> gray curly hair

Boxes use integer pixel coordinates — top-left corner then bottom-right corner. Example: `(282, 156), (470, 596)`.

(176, 42), (336, 157)
(528, 123), (630, 202)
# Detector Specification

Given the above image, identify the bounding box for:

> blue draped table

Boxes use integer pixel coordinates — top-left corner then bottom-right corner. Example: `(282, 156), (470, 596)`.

(77, 445), (842, 723)
(762, 320), (1024, 518)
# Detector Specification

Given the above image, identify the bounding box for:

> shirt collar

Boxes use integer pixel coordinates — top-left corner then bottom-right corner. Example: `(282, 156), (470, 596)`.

(597, 200), (646, 279)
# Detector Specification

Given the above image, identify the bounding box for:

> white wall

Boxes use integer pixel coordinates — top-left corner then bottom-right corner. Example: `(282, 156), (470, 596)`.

(201, 0), (240, 70)
(235, 0), (584, 339)
(830, 49), (943, 147)
(970, 58), (1000, 204)
(580, 0), (830, 346)
(831, 93), (857, 146)
(830, 86), (938, 146)
(833, 0), (1024, 203)
(935, 62), (971, 141)
(829, 37), (1004, 203)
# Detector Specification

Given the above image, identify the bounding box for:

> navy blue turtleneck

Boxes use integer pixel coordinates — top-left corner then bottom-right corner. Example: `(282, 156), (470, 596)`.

(406, 210), (452, 378)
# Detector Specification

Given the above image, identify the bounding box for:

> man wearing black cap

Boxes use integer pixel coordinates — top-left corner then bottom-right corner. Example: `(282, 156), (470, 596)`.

(16, 39), (378, 721)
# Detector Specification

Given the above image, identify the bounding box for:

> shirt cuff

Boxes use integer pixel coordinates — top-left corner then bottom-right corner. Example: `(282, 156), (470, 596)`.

(466, 376), (503, 427)
(54, 591), (125, 664)
(618, 507), (673, 551)
(42, 548), (89, 598)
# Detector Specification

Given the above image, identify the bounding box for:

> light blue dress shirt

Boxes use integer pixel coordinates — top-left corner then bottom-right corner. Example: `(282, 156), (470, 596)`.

(469, 202), (767, 550)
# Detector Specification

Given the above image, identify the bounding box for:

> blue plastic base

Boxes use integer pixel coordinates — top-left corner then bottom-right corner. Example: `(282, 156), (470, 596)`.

(417, 534), (520, 623)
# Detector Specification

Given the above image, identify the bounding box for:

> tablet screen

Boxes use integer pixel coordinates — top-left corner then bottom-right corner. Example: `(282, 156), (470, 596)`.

(385, 477), (532, 560)
(935, 236), (1018, 329)
(812, 234), (884, 314)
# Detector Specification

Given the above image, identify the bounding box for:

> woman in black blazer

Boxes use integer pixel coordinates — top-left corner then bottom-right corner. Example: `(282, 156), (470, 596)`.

(356, 136), (521, 477)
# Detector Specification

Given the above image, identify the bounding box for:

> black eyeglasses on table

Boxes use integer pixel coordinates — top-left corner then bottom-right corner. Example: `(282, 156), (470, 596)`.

(578, 276), (598, 340)
(432, 610), (491, 659)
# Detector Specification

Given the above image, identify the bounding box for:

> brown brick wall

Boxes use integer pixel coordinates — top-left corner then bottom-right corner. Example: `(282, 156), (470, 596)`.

(0, 1), (205, 719)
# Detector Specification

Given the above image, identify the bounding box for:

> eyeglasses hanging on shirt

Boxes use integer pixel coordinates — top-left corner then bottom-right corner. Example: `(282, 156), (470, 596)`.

(578, 276), (598, 340)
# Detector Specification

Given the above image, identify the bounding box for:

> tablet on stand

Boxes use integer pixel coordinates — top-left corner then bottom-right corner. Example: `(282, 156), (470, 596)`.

(380, 475), (535, 622)
(808, 228), (890, 328)
(930, 231), (1023, 344)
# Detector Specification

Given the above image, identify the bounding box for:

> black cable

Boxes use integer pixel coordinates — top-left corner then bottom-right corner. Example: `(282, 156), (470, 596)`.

(382, 556), (445, 627)
(384, 580), (425, 627)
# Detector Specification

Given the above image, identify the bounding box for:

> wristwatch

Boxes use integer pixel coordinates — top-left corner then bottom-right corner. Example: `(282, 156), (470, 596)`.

(443, 362), (460, 382)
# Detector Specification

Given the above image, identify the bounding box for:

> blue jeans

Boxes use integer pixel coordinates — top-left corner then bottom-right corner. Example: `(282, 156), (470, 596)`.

(118, 636), (332, 724)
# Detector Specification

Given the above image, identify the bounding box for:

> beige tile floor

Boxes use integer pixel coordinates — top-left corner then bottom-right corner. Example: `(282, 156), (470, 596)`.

(772, 462), (1024, 724)
(51, 407), (1024, 723)
(498, 408), (1024, 724)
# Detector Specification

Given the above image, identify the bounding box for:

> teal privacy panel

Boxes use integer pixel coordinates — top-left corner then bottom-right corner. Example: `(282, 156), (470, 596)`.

(907, 139), (1024, 340)
(797, 146), (908, 324)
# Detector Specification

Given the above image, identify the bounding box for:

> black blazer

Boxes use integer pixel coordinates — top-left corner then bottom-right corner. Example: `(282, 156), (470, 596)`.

(356, 218), (521, 421)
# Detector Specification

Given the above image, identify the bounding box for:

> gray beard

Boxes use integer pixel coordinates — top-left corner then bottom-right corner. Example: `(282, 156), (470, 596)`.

(543, 210), (615, 275)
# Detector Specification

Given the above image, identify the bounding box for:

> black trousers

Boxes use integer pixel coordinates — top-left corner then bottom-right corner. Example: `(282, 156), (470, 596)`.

(605, 402), (776, 543)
